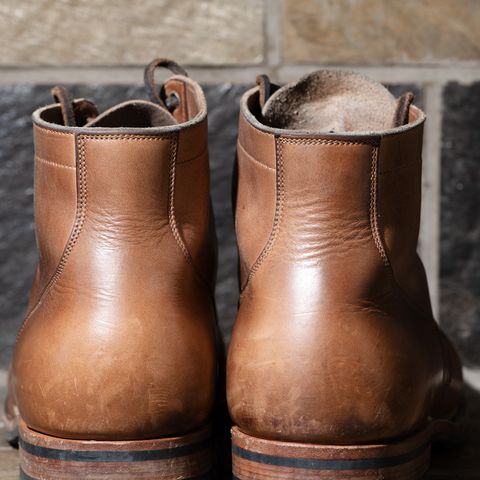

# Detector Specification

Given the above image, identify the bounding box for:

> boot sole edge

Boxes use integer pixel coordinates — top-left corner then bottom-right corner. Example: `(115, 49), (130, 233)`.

(231, 420), (465, 480)
(18, 417), (213, 479)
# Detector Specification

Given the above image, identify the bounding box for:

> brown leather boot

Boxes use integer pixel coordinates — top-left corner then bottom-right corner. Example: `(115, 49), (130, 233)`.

(227, 71), (464, 479)
(5, 59), (217, 479)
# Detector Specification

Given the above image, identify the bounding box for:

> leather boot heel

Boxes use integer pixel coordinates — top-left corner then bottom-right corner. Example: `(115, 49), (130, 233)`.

(231, 421), (465, 480)
(19, 418), (213, 479)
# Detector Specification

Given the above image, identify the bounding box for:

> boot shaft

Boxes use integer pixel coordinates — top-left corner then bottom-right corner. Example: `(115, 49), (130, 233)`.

(228, 70), (462, 446)
(236, 83), (429, 316)
(31, 75), (214, 309)
(14, 61), (217, 441)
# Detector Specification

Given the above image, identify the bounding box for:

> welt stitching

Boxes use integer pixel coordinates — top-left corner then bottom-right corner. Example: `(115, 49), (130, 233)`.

(74, 135), (174, 141)
(237, 141), (275, 171)
(242, 136), (285, 292)
(369, 146), (390, 266)
(17, 135), (88, 340)
(167, 135), (213, 294)
(34, 126), (74, 137)
(35, 155), (76, 170)
(280, 137), (376, 147)
(168, 135), (195, 266)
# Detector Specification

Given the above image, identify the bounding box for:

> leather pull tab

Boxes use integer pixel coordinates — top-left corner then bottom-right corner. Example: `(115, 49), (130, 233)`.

(51, 86), (76, 126)
(256, 74), (280, 111)
(144, 58), (188, 111)
(393, 91), (415, 127)
(256, 75), (272, 110)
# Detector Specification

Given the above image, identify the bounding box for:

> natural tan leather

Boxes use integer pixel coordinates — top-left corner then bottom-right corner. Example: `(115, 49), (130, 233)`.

(9, 62), (217, 441)
(227, 76), (463, 445)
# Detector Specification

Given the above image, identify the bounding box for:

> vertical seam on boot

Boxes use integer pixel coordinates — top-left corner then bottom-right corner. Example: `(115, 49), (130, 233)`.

(16, 134), (88, 340)
(168, 134), (198, 269)
(370, 144), (455, 412)
(167, 135), (214, 296)
(241, 137), (376, 294)
(369, 145), (390, 267)
(241, 135), (285, 293)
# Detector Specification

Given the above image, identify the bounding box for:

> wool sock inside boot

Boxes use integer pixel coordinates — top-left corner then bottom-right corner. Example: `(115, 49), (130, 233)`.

(84, 100), (178, 128)
(38, 99), (178, 128)
(260, 71), (414, 133)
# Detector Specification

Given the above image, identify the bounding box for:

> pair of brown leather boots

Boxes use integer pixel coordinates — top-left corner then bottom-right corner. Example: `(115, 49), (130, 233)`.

(5, 58), (463, 480)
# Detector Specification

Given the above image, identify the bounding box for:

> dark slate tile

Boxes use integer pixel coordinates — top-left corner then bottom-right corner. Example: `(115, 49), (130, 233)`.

(440, 82), (480, 369)
(0, 85), (43, 369)
(204, 84), (248, 343)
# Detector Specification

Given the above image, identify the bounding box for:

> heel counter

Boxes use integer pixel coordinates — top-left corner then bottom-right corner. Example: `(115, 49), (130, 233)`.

(13, 299), (216, 440)
(228, 304), (440, 444)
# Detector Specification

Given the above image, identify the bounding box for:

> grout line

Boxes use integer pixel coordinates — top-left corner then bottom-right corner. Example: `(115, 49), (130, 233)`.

(463, 366), (480, 392)
(0, 369), (7, 386)
(277, 64), (480, 85)
(420, 82), (444, 320)
(0, 369), (7, 429)
(0, 66), (261, 85)
(264, 0), (283, 72)
(0, 64), (479, 85)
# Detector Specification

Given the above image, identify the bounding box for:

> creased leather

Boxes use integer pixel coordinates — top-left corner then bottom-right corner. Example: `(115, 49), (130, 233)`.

(227, 88), (463, 445)
(12, 109), (216, 441)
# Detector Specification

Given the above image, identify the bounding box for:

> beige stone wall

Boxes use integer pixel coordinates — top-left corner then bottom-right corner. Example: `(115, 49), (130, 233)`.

(0, 0), (264, 66)
(283, 0), (480, 65)
(1, 0), (480, 314)
(1, 0), (479, 67)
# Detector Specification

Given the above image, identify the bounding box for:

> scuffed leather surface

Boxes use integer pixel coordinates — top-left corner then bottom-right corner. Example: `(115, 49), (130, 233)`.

(227, 89), (463, 444)
(13, 114), (217, 439)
